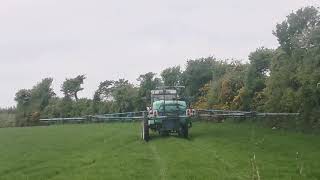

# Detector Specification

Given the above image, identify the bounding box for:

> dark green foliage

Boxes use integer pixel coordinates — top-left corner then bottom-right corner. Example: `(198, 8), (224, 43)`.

(263, 49), (301, 113)
(181, 57), (215, 102)
(111, 79), (139, 112)
(61, 75), (86, 101)
(30, 78), (55, 111)
(14, 78), (55, 126)
(43, 98), (99, 118)
(137, 72), (162, 109)
(93, 80), (114, 102)
(14, 89), (31, 120)
(43, 78), (139, 118)
(161, 66), (182, 86)
(273, 6), (320, 54)
(264, 7), (320, 128)
(240, 48), (274, 110)
(92, 80), (116, 114)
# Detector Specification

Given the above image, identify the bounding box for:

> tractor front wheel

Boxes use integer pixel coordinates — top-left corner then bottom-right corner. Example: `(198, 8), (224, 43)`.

(141, 121), (149, 141)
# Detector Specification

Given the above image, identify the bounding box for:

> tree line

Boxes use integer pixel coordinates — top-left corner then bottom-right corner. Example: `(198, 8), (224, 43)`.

(10, 6), (320, 128)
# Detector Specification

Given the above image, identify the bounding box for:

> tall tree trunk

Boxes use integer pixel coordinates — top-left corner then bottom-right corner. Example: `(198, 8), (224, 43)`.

(75, 92), (78, 101)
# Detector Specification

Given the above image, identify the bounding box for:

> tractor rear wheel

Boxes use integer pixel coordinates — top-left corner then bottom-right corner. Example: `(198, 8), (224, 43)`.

(181, 124), (188, 138)
(141, 120), (149, 141)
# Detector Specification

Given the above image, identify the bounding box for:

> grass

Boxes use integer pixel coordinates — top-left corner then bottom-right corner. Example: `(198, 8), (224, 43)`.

(0, 121), (319, 180)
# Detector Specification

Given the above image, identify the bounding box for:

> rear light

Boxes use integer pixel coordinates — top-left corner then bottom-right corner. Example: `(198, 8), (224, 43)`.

(186, 109), (196, 117)
(192, 109), (196, 116)
(186, 109), (191, 116)
(153, 110), (158, 117)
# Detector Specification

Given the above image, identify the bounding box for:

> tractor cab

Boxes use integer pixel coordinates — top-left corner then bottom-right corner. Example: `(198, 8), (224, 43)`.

(152, 100), (186, 117)
(149, 88), (184, 116)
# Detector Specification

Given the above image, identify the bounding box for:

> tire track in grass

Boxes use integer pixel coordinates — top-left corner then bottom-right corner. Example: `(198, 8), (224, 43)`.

(150, 143), (167, 180)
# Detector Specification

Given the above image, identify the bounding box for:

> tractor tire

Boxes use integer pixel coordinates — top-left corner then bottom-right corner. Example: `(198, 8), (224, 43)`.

(141, 121), (149, 142)
(160, 130), (169, 136)
(182, 124), (188, 138)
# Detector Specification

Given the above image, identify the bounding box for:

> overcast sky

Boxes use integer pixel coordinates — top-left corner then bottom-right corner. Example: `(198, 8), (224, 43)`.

(0, 0), (319, 107)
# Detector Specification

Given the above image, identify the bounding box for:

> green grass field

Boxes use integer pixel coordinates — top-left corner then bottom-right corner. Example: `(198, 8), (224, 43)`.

(0, 122), (319, 180)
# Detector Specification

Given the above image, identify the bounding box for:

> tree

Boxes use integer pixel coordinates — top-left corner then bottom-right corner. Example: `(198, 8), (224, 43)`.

(42, 97), (63, 118)
(30, 78), (55, 111)
(137, 72), (161, 109)
(14, 78), (55, 125)
(15, 89), (31, 121)
(264, 6), (320, 128)
(273, 6), (320, 54)
(161, 66), (182, 86)
(193, 60), (247, 110)
(93, 80), (114, 102)
(61, 75), (86, 101)
(92, 80), (114, 114)
(239, 48), (274, 110)
(111, 79), (139, 112)
(181, 57), (215, 103)
(208, 61), (247, 110)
